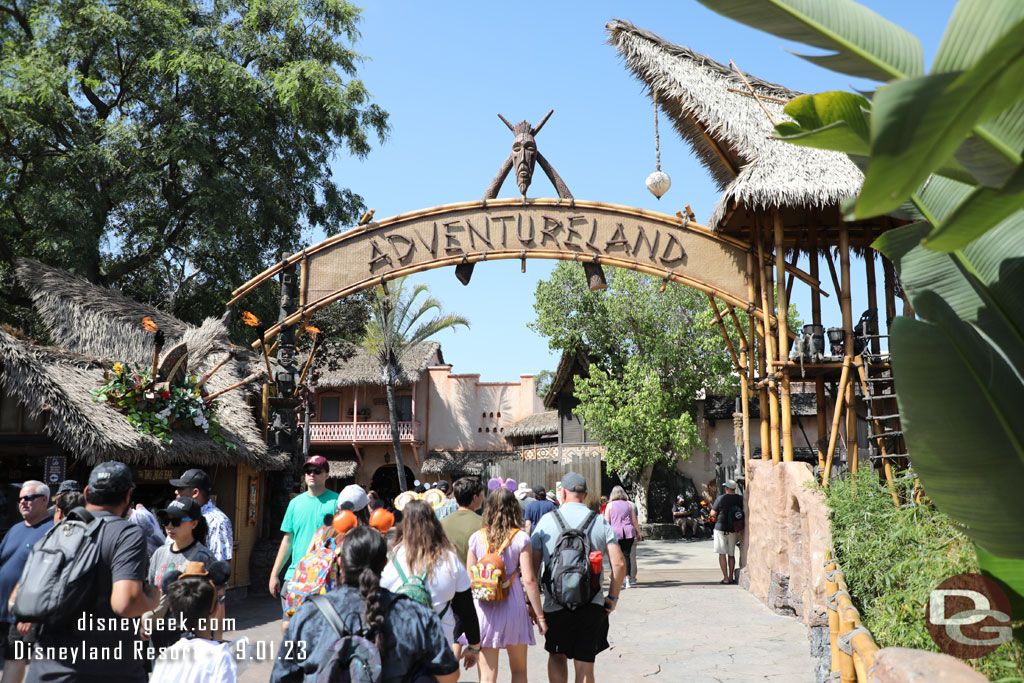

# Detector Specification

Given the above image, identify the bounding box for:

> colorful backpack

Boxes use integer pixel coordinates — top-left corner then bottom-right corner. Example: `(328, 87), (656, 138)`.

(285, 535), (341, 617)
(469, 529), (520, 602)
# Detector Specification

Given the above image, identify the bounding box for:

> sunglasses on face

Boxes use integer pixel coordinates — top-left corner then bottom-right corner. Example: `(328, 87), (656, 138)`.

(164, 517), (194, 527)
(304, 468), (324, 476)
(20, 494), (45, 503)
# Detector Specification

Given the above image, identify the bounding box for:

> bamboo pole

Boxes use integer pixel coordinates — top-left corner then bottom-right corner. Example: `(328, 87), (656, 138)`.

(724, 302), (753, 481)
(840, 224), (857, 472)
(195, 352), (233, 392)
(749, 252), (770, 463)
(825, 249), (843, 300)
(822, 358), (852, 487)
(757, 220), (781, 464)
(261, 382), (270, 443)
(707, 294), (743, 374)
(206, 372), (266, 403)
(865, 230), (880, 356)
(825, 559), (842, 682)
(774, 211), (794, 462)
(809, 225), (827, 473)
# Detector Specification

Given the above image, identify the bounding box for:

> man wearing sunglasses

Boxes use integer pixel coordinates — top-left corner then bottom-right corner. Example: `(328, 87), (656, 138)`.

(269, 455), (338, 632)
(0, 481), (53, 681)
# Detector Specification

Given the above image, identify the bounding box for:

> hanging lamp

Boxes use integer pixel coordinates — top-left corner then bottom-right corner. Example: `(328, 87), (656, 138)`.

(646, 91), (671, 199)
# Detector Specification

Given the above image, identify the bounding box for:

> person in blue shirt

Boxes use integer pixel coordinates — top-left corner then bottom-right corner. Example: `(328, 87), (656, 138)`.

(523, 484), (556, 534)
(1, 480), (53, 681)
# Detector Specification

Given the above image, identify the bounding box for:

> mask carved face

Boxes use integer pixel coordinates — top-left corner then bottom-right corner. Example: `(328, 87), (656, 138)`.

(512, 131), (537, 195)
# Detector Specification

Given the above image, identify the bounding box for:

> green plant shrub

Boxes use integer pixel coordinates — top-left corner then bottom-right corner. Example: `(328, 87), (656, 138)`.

(824, 470), (1023, 680)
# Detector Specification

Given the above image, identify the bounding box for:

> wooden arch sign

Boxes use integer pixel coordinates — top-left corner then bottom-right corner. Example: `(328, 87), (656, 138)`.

(231, 198), (777, 341)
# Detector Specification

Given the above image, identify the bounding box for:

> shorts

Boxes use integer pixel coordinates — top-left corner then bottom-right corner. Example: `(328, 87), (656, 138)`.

(713, 529), (739, 555)
(4, 622), (35, 662)
(543, 603), (610, 663)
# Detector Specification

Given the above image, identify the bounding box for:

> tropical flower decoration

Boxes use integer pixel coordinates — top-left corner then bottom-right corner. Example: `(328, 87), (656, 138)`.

(89, 317), (237, 449)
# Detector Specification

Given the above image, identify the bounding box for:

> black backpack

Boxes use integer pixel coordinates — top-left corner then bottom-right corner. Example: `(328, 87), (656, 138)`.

(728, 505), (745, 533)
(12, 507), (111, 625)
(544, 510), (599, 611)
(310, 594), (383, 683)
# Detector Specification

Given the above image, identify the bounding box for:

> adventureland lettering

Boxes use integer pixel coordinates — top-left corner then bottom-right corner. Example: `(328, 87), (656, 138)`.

(366, 213), (687, 272)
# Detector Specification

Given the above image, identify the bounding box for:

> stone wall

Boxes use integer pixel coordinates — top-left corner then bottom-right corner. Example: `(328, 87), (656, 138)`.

(739, 459), (831, 628)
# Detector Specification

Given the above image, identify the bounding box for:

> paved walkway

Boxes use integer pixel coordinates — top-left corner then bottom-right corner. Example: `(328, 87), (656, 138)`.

(228, 539), (815, 682)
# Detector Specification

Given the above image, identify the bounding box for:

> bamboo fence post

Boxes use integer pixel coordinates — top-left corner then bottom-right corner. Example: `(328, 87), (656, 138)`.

(825, 559), (842, 682)
(808, 224), (827, 472)
(261, 382), (270, 443)
(838, 606), (857, 683)
(757, 221), (781, 464)
(726, 302), (752, 481)
(865, 229), (880, 356)
(774, 211), (794, 462)
(840, 224), (857, 472)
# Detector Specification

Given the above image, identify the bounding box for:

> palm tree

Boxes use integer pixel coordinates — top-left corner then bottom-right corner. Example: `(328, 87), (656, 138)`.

(362, 277), (469, 492)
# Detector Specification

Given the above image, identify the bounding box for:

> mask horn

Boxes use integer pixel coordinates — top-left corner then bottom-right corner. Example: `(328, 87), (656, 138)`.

(497, 113), (515, 132)
(531, 109), (554, 136)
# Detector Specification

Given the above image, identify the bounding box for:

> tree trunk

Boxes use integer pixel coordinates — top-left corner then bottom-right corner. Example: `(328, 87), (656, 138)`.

(626, 464), (655, 524)
(385, 365), (408, 492)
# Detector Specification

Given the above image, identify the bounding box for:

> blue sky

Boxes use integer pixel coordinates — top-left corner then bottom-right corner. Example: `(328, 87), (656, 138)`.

(321, 1), (956, 382)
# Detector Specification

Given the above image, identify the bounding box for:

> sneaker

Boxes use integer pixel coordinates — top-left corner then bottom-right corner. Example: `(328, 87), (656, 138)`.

(624, 578), (631, 589)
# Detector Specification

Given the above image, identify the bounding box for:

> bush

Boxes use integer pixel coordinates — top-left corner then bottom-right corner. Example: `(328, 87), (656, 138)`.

(824, 470), (1023, 680)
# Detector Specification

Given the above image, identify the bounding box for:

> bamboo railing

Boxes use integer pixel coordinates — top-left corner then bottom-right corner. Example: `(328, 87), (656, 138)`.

(825, 554), (881, 682)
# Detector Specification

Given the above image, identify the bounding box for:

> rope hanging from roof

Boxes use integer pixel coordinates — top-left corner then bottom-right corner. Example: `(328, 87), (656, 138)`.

(646, 91), (671, 199)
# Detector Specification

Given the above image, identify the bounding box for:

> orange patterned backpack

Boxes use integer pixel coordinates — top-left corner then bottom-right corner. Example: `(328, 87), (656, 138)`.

(469, 529), (520, 602)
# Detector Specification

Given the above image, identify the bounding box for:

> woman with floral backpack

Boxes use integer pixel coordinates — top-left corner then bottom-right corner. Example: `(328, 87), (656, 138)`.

(381, 500), (482, 673)
(465, 487), (546, 683)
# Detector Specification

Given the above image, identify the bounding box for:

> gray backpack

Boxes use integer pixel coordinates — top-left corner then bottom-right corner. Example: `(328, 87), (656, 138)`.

(12, 507), (110, 625)
(544, 510), (599, 611)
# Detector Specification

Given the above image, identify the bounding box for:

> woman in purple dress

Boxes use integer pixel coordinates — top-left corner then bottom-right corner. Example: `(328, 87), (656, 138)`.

(466, 488), (546, 683)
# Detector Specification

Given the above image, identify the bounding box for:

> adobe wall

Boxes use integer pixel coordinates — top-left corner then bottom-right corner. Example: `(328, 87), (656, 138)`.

(740, 459), (831, 628)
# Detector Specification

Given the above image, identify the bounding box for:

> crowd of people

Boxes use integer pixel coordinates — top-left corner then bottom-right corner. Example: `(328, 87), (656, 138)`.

(0, 452), (745, 683)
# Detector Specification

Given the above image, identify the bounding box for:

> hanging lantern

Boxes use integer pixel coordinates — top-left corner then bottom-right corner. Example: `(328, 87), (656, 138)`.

(646, 92), (671, 199)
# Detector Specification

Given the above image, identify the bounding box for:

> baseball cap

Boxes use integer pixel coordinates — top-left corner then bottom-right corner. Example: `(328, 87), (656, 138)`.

(304, 455), (329, 470)
(336, 484), (369, 512)
(723, 479), (738, 490)
(561, 471), (587, 493)
(56, 480), (82, 495)
(87, 462), (134, 494)
(435, 480), (450, 494)
(169, 468), (212, 491)
(533, 485), (547, 497)
(161, 496), (203, 521)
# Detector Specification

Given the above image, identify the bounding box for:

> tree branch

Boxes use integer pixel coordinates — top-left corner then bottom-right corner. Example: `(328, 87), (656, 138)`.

(0, 0), (32, 39)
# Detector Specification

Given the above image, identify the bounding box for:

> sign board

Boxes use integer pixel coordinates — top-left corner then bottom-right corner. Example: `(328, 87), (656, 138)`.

(43, 455), (65, 488)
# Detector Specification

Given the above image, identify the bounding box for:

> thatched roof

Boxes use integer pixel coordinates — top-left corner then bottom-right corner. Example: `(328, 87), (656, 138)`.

(607, 20), (884, 245)
(328, 458), (358, 479)
(0, 260), (276, 469)
(421, 450), (516, 476)
(543, 347), (590, 410)
(316, 341), (442, 389)
(503, 411), (558, 439)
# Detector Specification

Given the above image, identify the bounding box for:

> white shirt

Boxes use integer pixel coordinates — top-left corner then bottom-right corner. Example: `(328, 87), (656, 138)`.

(150, 636), (239, 683)
(380, 545), (470, 643)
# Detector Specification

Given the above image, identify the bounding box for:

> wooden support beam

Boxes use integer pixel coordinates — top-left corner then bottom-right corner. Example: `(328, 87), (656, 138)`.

(809, 223), (827, 473)
(756, 219), (781, 464)
(822, 358), (852, 487)
(708, 294), (744, 375)
(840, 224), (857, 472)
(825, 249), (842, 301)
(748, 251), (769, 464)
(865, 229), (880, 355)
(883, 256), (898, 339)
(775, 211), (794, 463)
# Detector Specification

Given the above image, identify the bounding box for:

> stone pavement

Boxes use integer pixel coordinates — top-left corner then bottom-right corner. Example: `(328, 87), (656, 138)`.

(227, 539), (815, 682)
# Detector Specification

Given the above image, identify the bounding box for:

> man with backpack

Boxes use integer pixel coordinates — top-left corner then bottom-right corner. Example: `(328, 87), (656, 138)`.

(530, 471), (625, 683)
(1, 481), (52, 683)
(23, 461), (158, 683)
(709, 479), (744, 585)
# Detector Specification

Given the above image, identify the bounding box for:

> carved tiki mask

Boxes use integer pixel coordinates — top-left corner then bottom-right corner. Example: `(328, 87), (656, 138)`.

(512, 121), (537, 195)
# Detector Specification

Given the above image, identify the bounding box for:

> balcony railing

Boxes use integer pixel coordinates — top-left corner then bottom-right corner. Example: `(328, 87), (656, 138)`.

(309, 421), (419, 443)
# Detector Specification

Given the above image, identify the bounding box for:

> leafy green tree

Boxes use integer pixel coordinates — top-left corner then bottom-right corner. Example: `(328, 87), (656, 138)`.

(0, 0), (388, 329)
(534, 369), (554, 399)
(363, 277), (468, 492)
(531, 263), (743, 520)
(701, 0), (1024, 618)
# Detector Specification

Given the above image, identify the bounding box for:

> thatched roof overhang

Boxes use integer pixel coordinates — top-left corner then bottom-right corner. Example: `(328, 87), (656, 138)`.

(543, 347), (591, 410)
(316, 342), (442, 390)
(421, 450), (516, 476)
(328, 458), (359, 479)
(503, 411), (558, 439)
(1, 260), (278, 469)
(607, 20), (891, 248)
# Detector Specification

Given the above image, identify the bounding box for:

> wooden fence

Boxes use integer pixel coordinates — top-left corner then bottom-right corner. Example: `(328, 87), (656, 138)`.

(482, 455), (602, 510)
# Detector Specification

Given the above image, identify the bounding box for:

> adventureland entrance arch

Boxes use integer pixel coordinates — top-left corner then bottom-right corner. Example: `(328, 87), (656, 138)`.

(230, 111), (822, 478)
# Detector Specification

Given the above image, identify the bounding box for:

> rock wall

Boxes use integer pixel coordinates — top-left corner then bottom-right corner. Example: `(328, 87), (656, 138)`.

(739, 460), (831, 628)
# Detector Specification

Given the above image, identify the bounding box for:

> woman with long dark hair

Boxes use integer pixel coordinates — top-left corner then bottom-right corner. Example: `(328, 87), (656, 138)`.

(465, 487), (545, 683)
(272, 525), (459, 682)
(382, 500), (482, 669)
